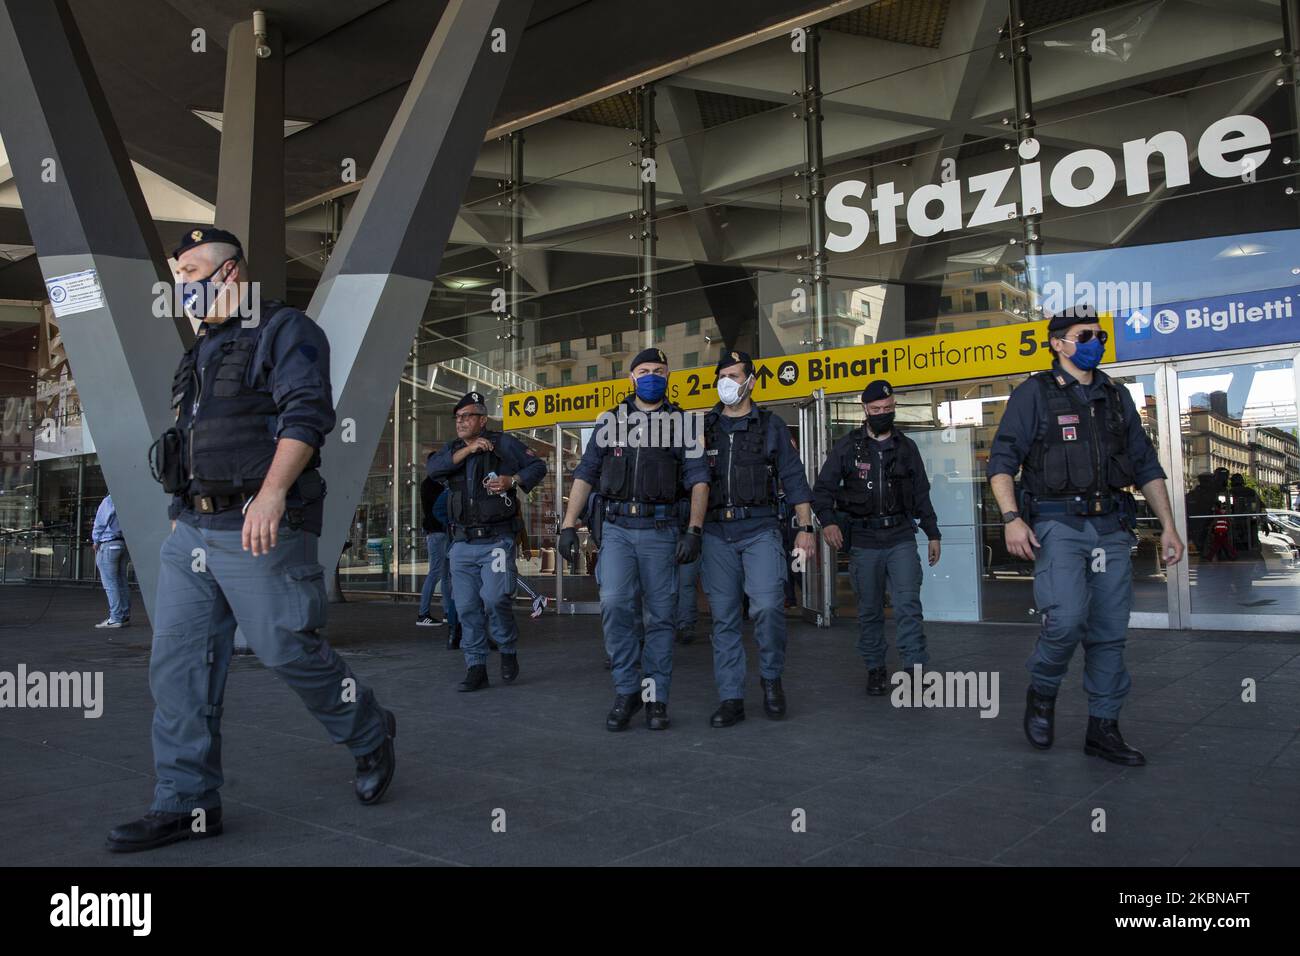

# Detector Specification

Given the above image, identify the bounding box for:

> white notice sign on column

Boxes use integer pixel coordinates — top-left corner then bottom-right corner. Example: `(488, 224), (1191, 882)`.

(45, 269), (104, 317)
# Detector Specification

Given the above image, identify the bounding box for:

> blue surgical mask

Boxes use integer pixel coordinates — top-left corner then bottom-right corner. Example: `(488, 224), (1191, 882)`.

(178, 258), (233, 321)
(634, 373), (667, 402)
(1070, 336), (1105, 370)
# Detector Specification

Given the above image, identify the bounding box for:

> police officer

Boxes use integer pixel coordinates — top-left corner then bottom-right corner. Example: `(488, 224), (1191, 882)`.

(813, 380), (941, 696)
(557, 347), (709, 731)
(427, 391), (547, 691)
(701, 351), (816, 726)
(989, 308), (1184, 765)
(108, 228), (396, 854)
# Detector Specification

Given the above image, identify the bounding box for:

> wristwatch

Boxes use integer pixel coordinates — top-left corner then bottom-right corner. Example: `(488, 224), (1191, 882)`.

(798, 524), (816, 533)
(1001, 510), (1021, 524)
(686, 525), (702, 536)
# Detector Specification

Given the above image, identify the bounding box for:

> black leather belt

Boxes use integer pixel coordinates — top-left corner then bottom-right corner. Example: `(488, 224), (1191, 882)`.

(604, 501), (673, 518)
(453, 523), (511, 542)
(191, 493), (251, 514)
(1032, 495), (1116, 517)
(706, 504), (777, 522)
(851, 514), (907, 530)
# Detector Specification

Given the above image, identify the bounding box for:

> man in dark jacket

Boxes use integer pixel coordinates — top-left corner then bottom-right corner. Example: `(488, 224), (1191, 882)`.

(813, 379), (941, 696)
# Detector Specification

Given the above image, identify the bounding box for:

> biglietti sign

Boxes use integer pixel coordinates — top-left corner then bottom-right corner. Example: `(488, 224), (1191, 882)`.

(824, 115), (1271, 253)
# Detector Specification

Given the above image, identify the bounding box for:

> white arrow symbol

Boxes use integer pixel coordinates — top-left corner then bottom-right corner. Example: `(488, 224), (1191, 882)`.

(1126, 309), (1149, 333)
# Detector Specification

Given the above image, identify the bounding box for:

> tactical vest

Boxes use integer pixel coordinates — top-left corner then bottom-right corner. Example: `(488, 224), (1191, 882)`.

(1021, 371), (1135, 499)
(446, 431), (519, 530)
(170, 305), (317, 496)
(597, 402), (683, 504)
(834, 429), (915, 518)
(704, 407), (774, 510)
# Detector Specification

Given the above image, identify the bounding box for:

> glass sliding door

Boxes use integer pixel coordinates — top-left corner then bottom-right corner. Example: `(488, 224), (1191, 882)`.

(1172, 352), (1300, 630)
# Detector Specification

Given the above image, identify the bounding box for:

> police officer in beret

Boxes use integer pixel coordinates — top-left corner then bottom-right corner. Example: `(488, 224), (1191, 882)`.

(701, 351), (816, 726)
(108, 228), (397, 853)
(813, 379), (942, 696)
(427, 391), (547, 691)
(557, 347), (710, 731)
(989, 308), (1183, 765)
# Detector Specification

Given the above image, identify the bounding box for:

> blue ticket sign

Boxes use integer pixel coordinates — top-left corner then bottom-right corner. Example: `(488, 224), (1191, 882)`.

(1114, 285), (1300, 361)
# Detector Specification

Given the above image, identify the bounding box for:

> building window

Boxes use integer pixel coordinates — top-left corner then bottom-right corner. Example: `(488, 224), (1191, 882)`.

(976, 319), (990, 329)
(939, 322), (954, 334)
(686, 318), (700, 336)
(561, 368), (572, 386)
(611, 360), (622, 377)
(975, 291), (989, 311)
(939, 295), (952, 314)
(979, 384), (993, 398)
(586, 364), (598, 381)
(684, 351), (698, 368)
(586, 337), (597, 350)
(944, 388), (958, 403)
(537, 372), (548, 387)
(654, 325), (666, 343)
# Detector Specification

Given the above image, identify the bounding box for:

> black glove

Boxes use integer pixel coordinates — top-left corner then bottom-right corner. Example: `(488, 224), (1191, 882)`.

(675, 528), (702, 564)
(558, 527), (580, 567)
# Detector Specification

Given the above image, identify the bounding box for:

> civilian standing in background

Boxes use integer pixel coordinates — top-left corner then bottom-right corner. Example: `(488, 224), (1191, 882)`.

(92, 493), (131, 628)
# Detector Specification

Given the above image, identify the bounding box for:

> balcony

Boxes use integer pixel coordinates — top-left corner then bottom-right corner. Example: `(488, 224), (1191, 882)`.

(534, 344), (578, 366)
(600, 340), (632, 357)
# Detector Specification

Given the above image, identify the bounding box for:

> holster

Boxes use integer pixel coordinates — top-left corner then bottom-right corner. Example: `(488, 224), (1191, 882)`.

(584, 492), (605, 549)
(148, 427), (187, 494)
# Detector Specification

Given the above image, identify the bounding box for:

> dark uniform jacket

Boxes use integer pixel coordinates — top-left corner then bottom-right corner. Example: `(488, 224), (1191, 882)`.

(426, 429), (547, 537)
(987, 362), (1164, 533)
(813, 427), (940, 548)
(168, 300), (335, 535)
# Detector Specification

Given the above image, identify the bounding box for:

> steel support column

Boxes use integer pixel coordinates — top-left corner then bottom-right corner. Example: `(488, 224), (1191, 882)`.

(800, 26), (828, 351)
(1007, 0), (1042, 265)
(636, 86), (657, 346)
(1282, 0), (1300, 191)
(0, 0), (189, 623)
(506, 130), (524, 373)
(216, 14), (286, 300)
(310, 0), (533, 587)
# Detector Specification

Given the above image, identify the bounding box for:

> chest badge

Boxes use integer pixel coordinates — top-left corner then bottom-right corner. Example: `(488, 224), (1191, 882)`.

(613, 447), (623, 457)
(1061, 426), (1078, 441)
(1056, 414), (1080, 425)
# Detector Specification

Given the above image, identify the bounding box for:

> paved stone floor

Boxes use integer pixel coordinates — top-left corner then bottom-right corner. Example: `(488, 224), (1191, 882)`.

(1, 584), (1297, 867)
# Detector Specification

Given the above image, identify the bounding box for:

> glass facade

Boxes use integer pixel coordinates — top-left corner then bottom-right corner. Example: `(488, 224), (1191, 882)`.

(3, 1), (1299, 629)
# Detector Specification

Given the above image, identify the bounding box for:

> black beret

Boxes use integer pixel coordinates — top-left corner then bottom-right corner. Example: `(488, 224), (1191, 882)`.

(171, 227), (244, 261)
(861, 379), (893, 403)
(715, 349), (754, 377)
(630, 347), (668, 372)
(1046, 305), (1099, 333)
(454, 391), (487, 413)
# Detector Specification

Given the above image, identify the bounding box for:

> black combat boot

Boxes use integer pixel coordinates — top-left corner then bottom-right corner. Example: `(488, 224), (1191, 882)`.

(501, 652), (519, 684)
(605, 693), (643, 731)
(1085, 717), (1146, 766)
(457, 664), (489, 692)
(446, 623), (462, 651)
(710, 699), (746, 728)
(106, 807), (224, 853)
(355, 709), (397, 805)
(866, 666), (889, 696)
(1024, 686), (1056, 750)
(646, 701), (671, 730)
(760, 677), (786, 719)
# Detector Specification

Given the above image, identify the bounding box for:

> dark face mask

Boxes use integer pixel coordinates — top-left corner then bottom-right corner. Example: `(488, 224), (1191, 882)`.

(867, 412), (894, 435)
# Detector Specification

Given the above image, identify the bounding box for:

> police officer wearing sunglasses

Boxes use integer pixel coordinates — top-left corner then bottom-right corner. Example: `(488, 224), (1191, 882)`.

(989, 308), (1184, 766)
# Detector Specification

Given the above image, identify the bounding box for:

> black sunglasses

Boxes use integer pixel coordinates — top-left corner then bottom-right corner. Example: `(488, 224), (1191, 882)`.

(1063, 329), (1108, 345)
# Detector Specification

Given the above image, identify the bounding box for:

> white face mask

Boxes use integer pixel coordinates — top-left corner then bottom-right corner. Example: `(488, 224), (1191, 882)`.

(717, 374), (752, 406)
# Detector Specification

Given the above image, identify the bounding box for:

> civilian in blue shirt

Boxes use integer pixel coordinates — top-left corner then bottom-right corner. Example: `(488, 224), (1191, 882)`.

(92, 494), (130, 628)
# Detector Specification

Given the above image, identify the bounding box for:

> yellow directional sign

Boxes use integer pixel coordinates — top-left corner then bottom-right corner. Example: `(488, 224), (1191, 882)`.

(502, 317), (1116, 430)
